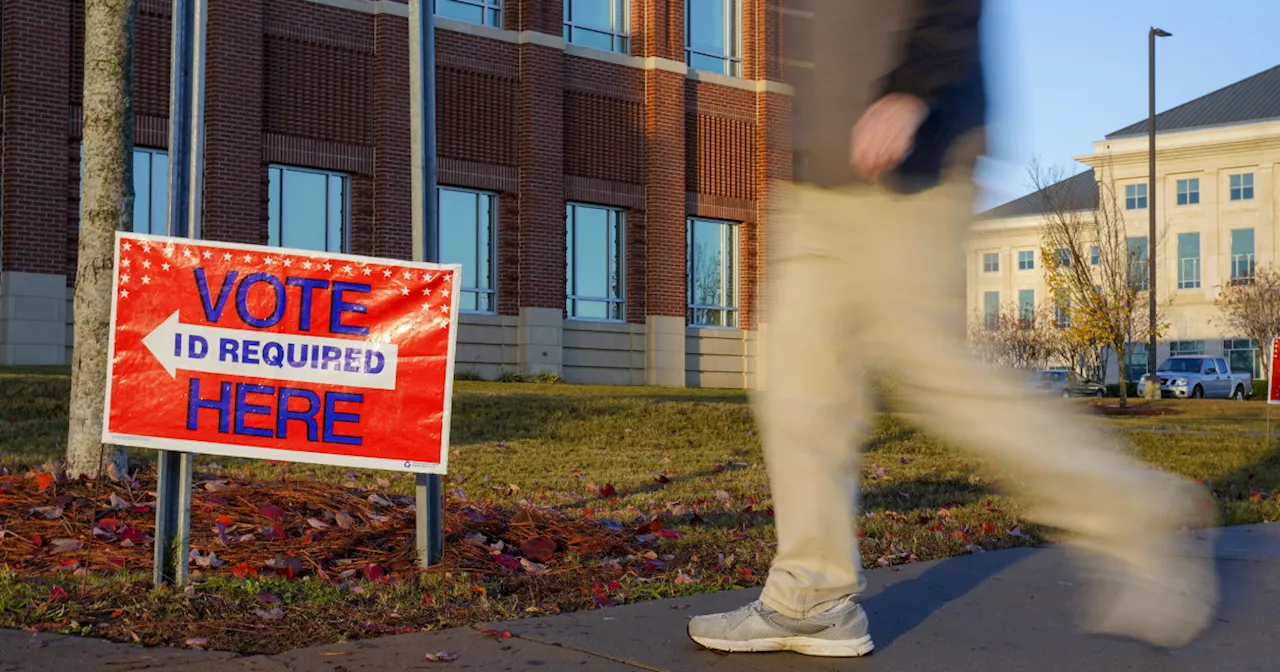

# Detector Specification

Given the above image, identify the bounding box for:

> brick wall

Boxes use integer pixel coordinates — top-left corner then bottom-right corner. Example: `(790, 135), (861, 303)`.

(6, 0), (789, 349)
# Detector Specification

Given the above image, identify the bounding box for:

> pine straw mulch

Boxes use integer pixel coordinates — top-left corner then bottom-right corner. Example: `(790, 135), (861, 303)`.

(0, 464), (694, 654)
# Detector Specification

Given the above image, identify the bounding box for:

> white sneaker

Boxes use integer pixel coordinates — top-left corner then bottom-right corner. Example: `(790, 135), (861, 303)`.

(687, 597), (875, 657)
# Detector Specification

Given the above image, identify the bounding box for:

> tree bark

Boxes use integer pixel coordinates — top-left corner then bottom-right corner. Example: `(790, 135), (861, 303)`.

(67, 0), (135, 479)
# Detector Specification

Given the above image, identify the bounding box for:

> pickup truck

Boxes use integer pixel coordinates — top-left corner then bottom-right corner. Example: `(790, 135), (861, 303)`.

(1139, 355), (1253, 400)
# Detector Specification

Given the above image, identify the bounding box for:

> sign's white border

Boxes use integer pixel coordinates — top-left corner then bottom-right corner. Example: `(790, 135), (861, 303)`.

(101, 231), (461, 475)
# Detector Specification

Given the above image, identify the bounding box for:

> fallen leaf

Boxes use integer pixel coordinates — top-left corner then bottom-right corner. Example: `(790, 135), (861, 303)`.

(253, 607), (285, 621)
(982, 522), (995, 534)
(256, 592), (281, 604)
(261, 525), (287, 541)
(361, 564), (386, 581)
(56, 559), (81, 571)
(109, 609), (123, 619)
(35, 473), (54, 491)
(47, 587), (69, 603)
(216, 515), (235, 527)
(29, 535), (44, 547)
(49, 538), (83, 554)
(479, 629), (512, 639)
(106, 557), (127, 570)
(494, 554), (521, 572)
(712, 464), (724, 473)
(1009, 526), (1023, 537)
(520, 558), (550, 575)
(335, 511), (356, 529)
(185, 637), (210, 648)
(521, 536), (557, 562)
(368, 493), (393, 507)
(655, 474), (671, 484)
(637, 519), (663, 535)
(30, 506), (63, 520)
(715, 490), (732, 502)
(674, 572), (695, 585)
(599, 484), (617, 498)
(671, 604), (690, 610)
(230, 563), (258, 579)
(464, 531), (487, 545)
(258, 504), (286, 520)
(424, 651), (458, 663)
(871, 465), (889, 480)
(306, 517), (331, 530)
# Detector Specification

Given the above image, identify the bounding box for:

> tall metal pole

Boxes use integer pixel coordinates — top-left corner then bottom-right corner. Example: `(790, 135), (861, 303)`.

(409, 0), (443, 567)
(153, 0), (207, 588)
(1147, 27), (1170, 388)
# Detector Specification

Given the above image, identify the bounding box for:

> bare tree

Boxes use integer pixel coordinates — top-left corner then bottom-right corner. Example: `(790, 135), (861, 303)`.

(968, 302), (1058, 373)
(67, 0), (135, 478)
(1032, 160), (1169, 407)
(1213, 263), (1280, 381)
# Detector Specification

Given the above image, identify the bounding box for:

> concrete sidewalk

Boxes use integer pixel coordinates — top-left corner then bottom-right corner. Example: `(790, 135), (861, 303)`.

(4, 523), (1279, 672)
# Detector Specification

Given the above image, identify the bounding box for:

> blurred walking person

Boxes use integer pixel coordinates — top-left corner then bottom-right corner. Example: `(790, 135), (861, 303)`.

(687, 0), (1218, 657)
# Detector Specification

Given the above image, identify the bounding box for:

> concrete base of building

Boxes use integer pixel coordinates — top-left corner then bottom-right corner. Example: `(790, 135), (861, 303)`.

(0, 272), (70, 366)
(646, 315), (685, 387)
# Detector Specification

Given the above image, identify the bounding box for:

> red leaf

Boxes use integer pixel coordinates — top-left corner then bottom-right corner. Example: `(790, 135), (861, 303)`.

(106, 557), (127, 570)
(655, 529), (682, 538)
(97, 518), (121, 531)
(29, 535), (43, 548)
(35, 473), (53, 491)
(494, 554), (522, 572)
(48, 587), (69, 603)
(216, 515), (234, 527)
(479, 629), (512, 639)
(109, 609), (123, 619)
(737, 567), (755, 578)
(258, 504), (286, 520)
(119, 527), (147, 544)
(57, 559), (80, 571)
(231, 562), (258, 579)
(982, 522), (995, 534)
(132, 505), (151, 514)
(637, 519), (663, 535)
(207, 495), (228, 505)
(261, 525), (286, 541)
(712, 464), (724, 473)
(520, 536), (557, 562)
(361, 564), (386, 582)
(599, 484), (616, 498)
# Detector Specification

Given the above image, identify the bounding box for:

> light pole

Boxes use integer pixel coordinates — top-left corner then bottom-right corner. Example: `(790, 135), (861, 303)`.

(1147, 27), (1171, 397)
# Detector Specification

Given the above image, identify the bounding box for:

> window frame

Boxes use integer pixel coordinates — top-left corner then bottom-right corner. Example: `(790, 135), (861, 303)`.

(1224, 338), (1258, 377)
(1127, 236), (1150, 290)
(438, 185), (499, 315)
(684, 0), (742, 77)
(982, 291), (999, 331)
(1018, 288), (1035, 322)
(1229, 172), (1255, 201)
(1175, 178), (1200, 206)
(686, 216), (740, 328)
(1170, 340), (1206, 357)
(268, 164), (350, 254)
(1016, 250), (1035, 271)
(981, 252), (999, 273)
(563, 0), (630, 54)
(433, 0), (502, 27)
(1230, 228), (1256, 284)
(1124, 183), (1148, 210)
(1176, 232), (1201, 290)
(566, 202), (627, 321)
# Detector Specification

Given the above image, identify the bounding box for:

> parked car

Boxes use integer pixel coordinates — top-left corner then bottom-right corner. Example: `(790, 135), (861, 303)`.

(1139, 356), (1253, 400)
(1027, 370), (1106, 398)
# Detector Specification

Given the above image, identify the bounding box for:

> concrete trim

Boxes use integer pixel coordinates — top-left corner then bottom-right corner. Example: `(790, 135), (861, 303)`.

(517, 29), (567, 49)
(306, 0), (409, 17)
(645, 57), (689, 76)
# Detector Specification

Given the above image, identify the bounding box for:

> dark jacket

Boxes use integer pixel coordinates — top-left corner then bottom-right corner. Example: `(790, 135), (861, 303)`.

(784, 0), (986, 191)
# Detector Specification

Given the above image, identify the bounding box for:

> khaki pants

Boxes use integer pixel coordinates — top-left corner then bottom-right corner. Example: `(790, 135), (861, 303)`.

(756, 178), (1214, 622)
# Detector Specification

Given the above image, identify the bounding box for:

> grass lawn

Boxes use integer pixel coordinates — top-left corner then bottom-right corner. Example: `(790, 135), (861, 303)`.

(2, 367), (1279, 653)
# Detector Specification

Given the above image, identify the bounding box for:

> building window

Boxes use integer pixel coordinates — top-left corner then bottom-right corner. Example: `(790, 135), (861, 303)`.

(1127, 236), (1149, 290)
(1170, 340), (1205, 356)
(131, 148), (169, 235)
(1224, 339), (1257, 377)
(268, 166), (347, 253)
(982, 252), (999, 273)
(439, 187), (497, 313)
(1054, 248), (1071, 267)
(434, 0), (501, 27)
(1230, 228), (1256, 284)
(1124, 343), (1148, 383)
(685, 0), (741, 76)
(1054, 295), (1070, 329)
(564, 0), (629, 54)
(1089, 245), (1100, 266)
(1018, 289), (1035, 322)
(1125, 183), (1148, 210)
(1177, 232), (1201, 290)
(1017, 250), (1035, 271)
(1176, 178), (1200, 206)
(983, 291), (999, 331)
(1229, 173), (1255, 201)
(687, 217), (738, 327)
(566, 203), (625, 320)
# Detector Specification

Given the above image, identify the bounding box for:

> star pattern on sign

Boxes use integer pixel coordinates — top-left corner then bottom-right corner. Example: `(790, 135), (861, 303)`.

(342, 264), (353, 274)
(121, 273), (131, 284)
(223, 252), (232, 261)
(383, 269), (392, 278)
(122, 242), (133, 252)
(401, 287), (410, 296)
(141, 242), (151, 253)
(302, 260), (312, 269)
(142, 259), (152, 269)
(283, 258), (292, 267)
(121, 259), (131, 268)
(402, 270), (413, 280)
(182, 248), (192, 258)
(362, 266), (372, 276)
(243, 254), (254, 263)
(323, 262), (332, 271)
(203, 250), (212, 260)
(161, 262), (171, 271)
(142, 276), (151, 285)
(164, 245), (175, 257)
(120, 289), (129, 298)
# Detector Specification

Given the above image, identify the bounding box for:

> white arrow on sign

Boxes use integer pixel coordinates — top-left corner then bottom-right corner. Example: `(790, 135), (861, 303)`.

(141, 312), (399, 390)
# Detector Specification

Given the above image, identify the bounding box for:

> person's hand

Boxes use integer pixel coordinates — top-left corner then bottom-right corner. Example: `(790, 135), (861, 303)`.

(850, 93), (929, 183)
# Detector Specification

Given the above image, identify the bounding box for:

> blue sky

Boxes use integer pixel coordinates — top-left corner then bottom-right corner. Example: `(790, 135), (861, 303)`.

(975, 0), (1280, 211)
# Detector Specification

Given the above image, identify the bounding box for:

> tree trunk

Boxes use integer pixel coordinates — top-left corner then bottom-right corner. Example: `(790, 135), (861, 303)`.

(67, 0), (135, 479)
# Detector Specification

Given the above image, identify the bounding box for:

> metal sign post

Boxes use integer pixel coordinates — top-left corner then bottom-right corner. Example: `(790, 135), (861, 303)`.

(153, 0), (207, 588)
(409, 0), (443, 567)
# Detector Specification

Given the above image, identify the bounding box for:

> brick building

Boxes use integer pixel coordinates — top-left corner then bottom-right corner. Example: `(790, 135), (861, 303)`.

(0, 0), (790, 387)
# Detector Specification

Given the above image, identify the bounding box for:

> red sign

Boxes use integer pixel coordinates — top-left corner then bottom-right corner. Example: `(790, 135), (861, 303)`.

(103, 232), (461, 473)
(1271, 338), (1280, 404)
